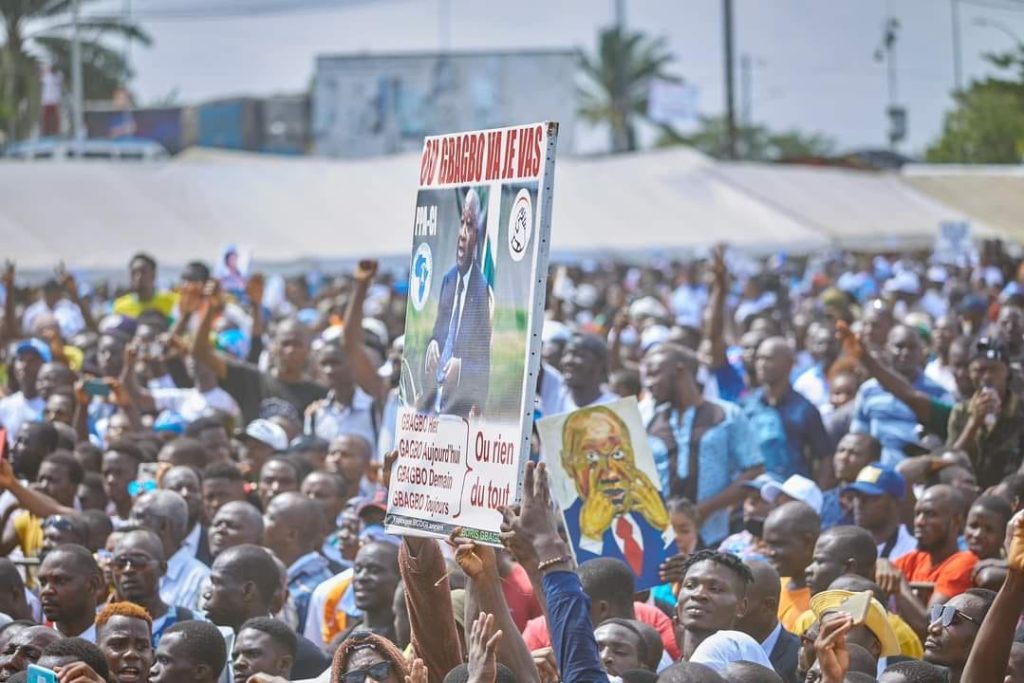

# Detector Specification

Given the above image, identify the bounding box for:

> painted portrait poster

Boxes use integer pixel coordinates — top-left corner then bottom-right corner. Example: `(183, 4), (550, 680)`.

(538, 397), (676, 589)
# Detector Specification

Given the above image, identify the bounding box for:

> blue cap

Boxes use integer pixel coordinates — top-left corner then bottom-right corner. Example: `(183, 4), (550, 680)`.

(741, 472), (783, 491)
(216, 329), (249, 359)
(15, 338), (52, 363)
(153, 411), (186, 435)
(841, 462), (905, 500)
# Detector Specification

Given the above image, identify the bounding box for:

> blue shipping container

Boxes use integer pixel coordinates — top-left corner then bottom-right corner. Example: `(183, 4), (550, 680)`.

(197, 99), (263, 151)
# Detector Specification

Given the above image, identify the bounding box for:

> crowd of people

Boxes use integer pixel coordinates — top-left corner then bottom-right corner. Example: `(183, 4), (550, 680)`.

(2, 241), (1024, 683)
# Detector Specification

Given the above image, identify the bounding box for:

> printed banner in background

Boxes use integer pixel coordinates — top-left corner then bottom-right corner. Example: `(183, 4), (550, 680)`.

(386, 121), (559, 544)
(537, 397), (677, 589)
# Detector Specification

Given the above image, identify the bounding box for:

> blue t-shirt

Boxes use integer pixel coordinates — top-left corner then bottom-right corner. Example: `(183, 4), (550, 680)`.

(743, 387), (830, 479)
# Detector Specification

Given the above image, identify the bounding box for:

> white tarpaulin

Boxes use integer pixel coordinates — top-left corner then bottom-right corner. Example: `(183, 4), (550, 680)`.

(0, 146), (1009, 272)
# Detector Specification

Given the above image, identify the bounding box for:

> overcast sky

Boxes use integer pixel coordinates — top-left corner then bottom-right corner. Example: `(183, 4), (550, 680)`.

(83, 0), (1024, 155)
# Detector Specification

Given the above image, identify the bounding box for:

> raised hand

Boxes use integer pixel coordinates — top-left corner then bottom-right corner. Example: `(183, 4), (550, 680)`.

(355, 259), (379, 283)
(814, 613), (853, 683)
(178, 280), (204, 317)
(835, 320), (864, 361)
(380, 449), (398, 490)
(55, 662), (107, 683)
(245, 273), (265, 307)
(405, 658), (428, 683)
(1007, 510), (1024, 573)
(467, 612), (502, 683)
(875, 558), (904, 595)
(1, 260), (13, 290)
(202, 279), (226, 316)
(531, 648), (559, 683)
(711, 243), (728, 287)
(0, 458), (16, 491)
(499, 462), (564, 570)
(450, 529), (498, 581)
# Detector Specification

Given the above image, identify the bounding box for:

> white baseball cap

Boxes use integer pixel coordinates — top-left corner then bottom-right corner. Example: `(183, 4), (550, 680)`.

(761, 474), (824, 514)
(238, 418), (288, 451)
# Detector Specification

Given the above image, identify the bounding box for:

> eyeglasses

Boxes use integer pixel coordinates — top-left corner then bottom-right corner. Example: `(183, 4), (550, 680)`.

(112, 554), (156, 570)
(929, 603), (980, 629)
(341, 661), (392, 683)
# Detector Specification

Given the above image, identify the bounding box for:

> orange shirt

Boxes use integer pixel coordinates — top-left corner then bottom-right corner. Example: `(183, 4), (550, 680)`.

(778, 578), (811, 632)
(893, 550), (977, 600)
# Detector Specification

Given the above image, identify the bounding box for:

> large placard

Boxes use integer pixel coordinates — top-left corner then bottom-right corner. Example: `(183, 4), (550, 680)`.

(386, 122), (559, 544)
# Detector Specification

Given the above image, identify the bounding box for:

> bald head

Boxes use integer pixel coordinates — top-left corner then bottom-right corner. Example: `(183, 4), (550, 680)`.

(755, 337), (795, 386)
(734, 560), (782, 644)
(847, 643), (878, 676)
(721, 662), (782, 683)
(765, 501), (821, 537)
(745, 561), (781, 604)
(115, 528), (166, 563)
(828, 574), (887, 605)
(656, 661), (726, 683)
(131, 489), (189, 546)
(806, 526), (878, 594)
(209, 501), (264, 558)
(920, 484), (965, 515)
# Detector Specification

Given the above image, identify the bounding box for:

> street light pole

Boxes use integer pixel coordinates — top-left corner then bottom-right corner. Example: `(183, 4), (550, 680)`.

(952, 0), (963, 92)
(723, 0), (737, 159)
(71, 0), (84, 140)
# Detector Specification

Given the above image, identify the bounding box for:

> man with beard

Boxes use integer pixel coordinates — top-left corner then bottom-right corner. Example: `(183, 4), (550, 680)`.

(877, 484), (978, 637)
(261, 492), (332, 630)
(922, 588), (995, 683)
(0, 626), (61, 681)
(675, 550), (753, 660)
(203, 545), (328, 679)
(96, 601), (154, 683)
(37, 544), (102, 641)
(208, 501), (263, 559)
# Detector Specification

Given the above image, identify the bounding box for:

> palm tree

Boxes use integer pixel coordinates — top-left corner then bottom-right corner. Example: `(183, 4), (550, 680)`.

(578, 25), (677, 153)
(1, 0), (150, 140)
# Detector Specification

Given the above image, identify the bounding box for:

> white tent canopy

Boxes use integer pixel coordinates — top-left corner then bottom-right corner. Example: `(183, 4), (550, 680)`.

(0, 146), (1006, 273)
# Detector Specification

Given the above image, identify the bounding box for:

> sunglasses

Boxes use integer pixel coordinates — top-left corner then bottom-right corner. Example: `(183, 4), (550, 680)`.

(342, 661), (392, 683)
(43, 516), (74, 531)
(111, 554), (156, 570)
(929, 603), (980, 628)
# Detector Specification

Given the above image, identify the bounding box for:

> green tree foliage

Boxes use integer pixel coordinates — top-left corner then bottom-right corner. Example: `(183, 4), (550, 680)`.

(658, 115), (835, 162)
(0, 0), (150, 140)
(926, 46), (1024, 163)
(578, 25), (678, 153)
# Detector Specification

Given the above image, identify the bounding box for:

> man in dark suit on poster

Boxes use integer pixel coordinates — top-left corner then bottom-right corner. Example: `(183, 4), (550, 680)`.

(423, 188), (492, 418)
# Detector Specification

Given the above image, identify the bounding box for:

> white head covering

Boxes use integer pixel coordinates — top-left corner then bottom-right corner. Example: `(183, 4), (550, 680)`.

(689, 630), (775, 674)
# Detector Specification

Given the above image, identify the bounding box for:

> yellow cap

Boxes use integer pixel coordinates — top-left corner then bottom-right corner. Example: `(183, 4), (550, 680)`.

(809, 589), (901, 658)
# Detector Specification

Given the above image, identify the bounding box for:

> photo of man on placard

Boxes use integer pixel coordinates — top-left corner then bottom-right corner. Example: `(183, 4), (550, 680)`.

(422, 187), (492, 418)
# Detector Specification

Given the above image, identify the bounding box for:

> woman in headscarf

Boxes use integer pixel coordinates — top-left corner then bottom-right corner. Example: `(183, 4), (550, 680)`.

(331, 631), (411, 683)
